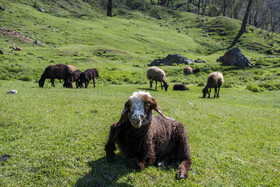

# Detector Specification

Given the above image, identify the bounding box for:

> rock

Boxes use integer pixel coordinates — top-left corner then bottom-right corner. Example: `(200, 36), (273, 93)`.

(217, 47), (252, 67)
(194, 59), (206, 63)
(149, 54), (193, 66)
(0, 5), (5, 11)
(34, 40), (41, 45)
(7, 90), (17, 94)
(38, 7), (45, 13)
(0, 154), (10, 162)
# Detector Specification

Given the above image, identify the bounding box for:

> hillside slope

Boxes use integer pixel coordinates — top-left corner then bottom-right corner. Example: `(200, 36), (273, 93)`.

(0, 0), (279, 89)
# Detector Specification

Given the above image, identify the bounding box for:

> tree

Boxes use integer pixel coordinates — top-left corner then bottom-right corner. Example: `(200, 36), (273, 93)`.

(229, 0), (253, 48)
(107, 0), (112, 17)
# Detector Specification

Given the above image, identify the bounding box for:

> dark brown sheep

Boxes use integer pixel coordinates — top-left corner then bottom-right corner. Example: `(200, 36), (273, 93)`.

(202, 72), (224, 98)
(78, 68), (99, 88)
(193, 68), (200, 74)
(39, 64), (74, 87)
(67, 70), (82, 88)
(105, 91), (192, 179)
(173, 84), (190, 91)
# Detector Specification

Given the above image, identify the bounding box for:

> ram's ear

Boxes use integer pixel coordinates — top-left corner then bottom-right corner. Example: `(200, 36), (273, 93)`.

(150, 98), (168, 119)
(116, 100), (130, 126)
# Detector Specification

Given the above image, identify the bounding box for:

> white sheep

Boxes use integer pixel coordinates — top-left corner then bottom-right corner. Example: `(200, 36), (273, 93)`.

(202, 72), (224, 98)
(147, 66), (169, 91)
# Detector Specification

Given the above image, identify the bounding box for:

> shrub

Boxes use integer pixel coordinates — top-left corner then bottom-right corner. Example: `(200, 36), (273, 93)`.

(258, 82), (280, 91)
(247, 84), (264, 92)
(19, 75), (33, 81)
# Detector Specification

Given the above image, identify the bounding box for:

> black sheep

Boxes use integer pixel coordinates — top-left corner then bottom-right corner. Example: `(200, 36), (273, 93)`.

(67, 70), (82, 88)
(173, 84), (190, 91)
(39, 64), (74, 87)
(78, 68), (99, 88)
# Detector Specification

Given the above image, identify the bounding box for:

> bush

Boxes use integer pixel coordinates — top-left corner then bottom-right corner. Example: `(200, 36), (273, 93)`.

(247, 84), (264, 92)
(258, 82), (280, 91)
(19, 75), (33, 81)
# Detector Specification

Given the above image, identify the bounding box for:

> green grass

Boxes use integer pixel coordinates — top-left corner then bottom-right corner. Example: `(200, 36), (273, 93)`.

(0, 81), (279, 186)
(0, 0), (280, 186)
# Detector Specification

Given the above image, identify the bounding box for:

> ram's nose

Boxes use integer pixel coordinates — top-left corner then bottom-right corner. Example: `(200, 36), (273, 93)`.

(131, 116), (140, 125)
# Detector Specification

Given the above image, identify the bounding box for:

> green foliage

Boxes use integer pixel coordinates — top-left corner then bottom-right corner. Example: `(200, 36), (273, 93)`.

(246, 84), (264, 92)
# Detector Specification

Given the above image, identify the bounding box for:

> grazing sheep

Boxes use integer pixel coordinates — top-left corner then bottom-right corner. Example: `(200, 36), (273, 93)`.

(202, 72), (224, 98)
(193, 68), (200, 74)
(38, 64), (73, 87)
(13, 46), (22, 51)
(67, 70), (82, 88)
(147, 66), (169, 91)
(78, 68), (98, 88)
(105, 91), (192, 179)
(173, 84), (190, 91)
(183, 67), (193, 75)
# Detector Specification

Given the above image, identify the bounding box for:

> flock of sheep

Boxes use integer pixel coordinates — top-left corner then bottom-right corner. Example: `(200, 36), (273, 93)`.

(39, 64), (224, 98)
(39, 64), (224, 179)
(38, 64), (98, 89)
(147, 66), (224, 98)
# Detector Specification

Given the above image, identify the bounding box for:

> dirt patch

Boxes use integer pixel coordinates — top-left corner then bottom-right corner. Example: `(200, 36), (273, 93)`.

(0, 27), (33, 43)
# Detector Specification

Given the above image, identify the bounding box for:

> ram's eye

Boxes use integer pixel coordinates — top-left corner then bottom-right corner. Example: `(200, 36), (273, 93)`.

(145, 102), (150, 109)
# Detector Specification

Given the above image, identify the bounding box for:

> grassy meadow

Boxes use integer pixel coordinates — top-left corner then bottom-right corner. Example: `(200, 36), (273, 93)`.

(1, 0), (280, 186)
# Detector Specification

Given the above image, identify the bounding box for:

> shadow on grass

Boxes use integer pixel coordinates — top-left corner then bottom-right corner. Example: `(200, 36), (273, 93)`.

(75, 155), (134, 187)
(76, 156), (181, 186)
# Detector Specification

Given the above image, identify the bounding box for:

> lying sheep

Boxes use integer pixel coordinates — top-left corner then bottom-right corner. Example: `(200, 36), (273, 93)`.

(193, 68), (200, 74)
(105, 91), (192, 179)
(183, 67), (193, 75)
(13, 46), (22, 51)
(39, 64), (73, 87)
(202, 72), (224, 98)
(78, 68), (98, 88)
(173, 84), (190, 91)
(147, 66), (169, 91)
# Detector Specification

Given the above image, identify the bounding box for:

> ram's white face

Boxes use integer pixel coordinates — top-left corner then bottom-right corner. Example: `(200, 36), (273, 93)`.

(116, 91), (167, 128)
(129, 97), (148, 128)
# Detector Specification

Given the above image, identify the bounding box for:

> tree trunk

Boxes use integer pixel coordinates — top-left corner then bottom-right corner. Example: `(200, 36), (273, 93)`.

(228, 0), (253, 49)
(107, 0), (112, 17)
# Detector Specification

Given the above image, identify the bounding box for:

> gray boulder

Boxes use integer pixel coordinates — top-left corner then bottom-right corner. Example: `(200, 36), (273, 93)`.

(7, 89), (17, 94)
(217, 47), (252, 67)
(38, 8), (45, 13)
(0, 5), (5, 11)
(149, 54), (193, 66)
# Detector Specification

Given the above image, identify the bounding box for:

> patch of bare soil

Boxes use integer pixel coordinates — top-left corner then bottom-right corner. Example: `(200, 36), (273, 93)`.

(0, 27), (33, 43)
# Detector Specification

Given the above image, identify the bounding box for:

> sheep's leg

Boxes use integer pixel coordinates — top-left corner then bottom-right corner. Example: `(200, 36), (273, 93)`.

(93, 78), (95, 88)
(208, 88), (211, 98)
(150, 79), (153, 89)
(155, 81), (158, 90)
(75, 81), (78, 88)
(176, 123), (192, 179)
(63, 78), (68, 88)
(160, 82), (163, 90)
(51, 78), (55, 87)
(85, 81), (88, 88)
(127, 140), (156, 170)
(105, 122), (118, 162)
(214, 87), (218, 98)
(217, 87), (220, 98)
